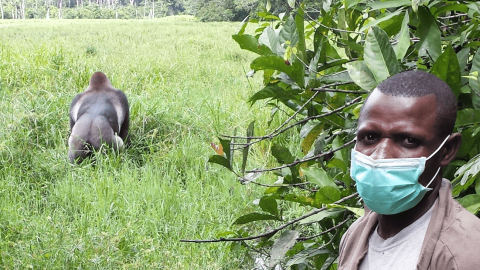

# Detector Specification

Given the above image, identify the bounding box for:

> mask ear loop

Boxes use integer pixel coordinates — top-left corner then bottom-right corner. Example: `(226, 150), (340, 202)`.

(424, 167), (441, 189)
(426, 135), (451, 160)
(424, 135), (450, 189)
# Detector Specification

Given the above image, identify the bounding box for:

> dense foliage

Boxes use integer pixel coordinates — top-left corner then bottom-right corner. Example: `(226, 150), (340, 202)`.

(201, 0), (480, 269)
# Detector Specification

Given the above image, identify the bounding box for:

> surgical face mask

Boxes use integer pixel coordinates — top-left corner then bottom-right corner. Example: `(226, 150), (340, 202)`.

(350, 135), (450, 215)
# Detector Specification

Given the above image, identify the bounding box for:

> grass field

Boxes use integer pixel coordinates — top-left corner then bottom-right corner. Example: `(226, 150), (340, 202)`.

(0, 18), (276, 269)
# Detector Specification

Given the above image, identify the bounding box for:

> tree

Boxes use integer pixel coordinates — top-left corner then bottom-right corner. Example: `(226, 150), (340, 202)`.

(184, 0), (480, 269)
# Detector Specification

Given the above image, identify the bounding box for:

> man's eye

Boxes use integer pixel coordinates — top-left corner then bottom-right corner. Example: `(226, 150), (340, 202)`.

(363, 134), (377, 141)
(403, 137), (419, 146)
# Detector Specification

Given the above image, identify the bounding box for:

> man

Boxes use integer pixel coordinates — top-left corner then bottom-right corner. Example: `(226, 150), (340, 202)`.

(338, 70), (480, 269)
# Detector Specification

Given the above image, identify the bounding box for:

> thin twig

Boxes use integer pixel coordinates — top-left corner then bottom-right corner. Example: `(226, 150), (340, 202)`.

(228, 97), (362, 147)
(180, 193), (359, 243)
(316, 21), (365, 35)
(310, 82), (355, 91)
(221, 82), (359, 141)
(298, 217), (352, 241)
(312, 88), (368, 94)
(247, 139), (355, 173)
(250, 181), (317, 192)
(250, 181), (309, 187)
(437, 13), (467, 19)
(222, 91), (319, 141)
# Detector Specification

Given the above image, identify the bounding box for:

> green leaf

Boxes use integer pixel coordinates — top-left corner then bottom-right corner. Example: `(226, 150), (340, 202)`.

(232, 34), (273, 56)
(216, 230), (236, 238)
(298, 209), (343, 225)
(301, 122), (325, 154)
(394, 10), (410, 60)
(470, 49), (480, 110)
(340, 39), (364, 55)
(259, 196), (279, 217)
(283, 194), (316, 207)
(475, 177), (480, 195)
(295, 3), (306, 63)
(360, 9), (403, 32)
(251, 56), (288, 73)
(415, 6), (442, 62)
(208, 155), (231, 171)
(266, 0), (271, 11)
(286, 248), (330, 267)
(259, 27), (284, 56)
(248, 85), (283, 104)
(364, 27), (402, 83)
(457, 194), (480, 214)
(455, 109), (480, 127)
(468, 3), (480, 16)
(368, 0), (410, 10)
(434, 4), (468, 17)
(279, 15), (299, 47)
(454, 154), (480, 185)
(318, 59), (352, 72)
(242, 121), (255, 174)
(320, 70), (353, 83)
(430, 45), (461, 98)
(218, 137), (232, 165)
(345, 61), (377, 91)
(315, 186), (341, 204)
(233, 212), (280, 225)
(269, 230), (300, 268)
(328, 204), (365, 217)
(345, 0), (362, 9)
(287, 0), (295, 8)
(250, 55), (304, 86)
(271, 144), (295, 164)
(332, 135), (348, 167)
(327, 158), (348, 173)
(412, 0), (429, 13)
(457, 48), (470, 73)
(308, 49), (321, 87)
(301, 166), (338, 189)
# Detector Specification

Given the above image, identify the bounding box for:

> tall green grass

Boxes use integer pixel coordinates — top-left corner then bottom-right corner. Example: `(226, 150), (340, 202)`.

(0, 19), (273, 269)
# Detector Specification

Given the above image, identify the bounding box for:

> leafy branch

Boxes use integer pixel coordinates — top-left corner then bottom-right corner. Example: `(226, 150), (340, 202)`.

(180, 192), (358, 243)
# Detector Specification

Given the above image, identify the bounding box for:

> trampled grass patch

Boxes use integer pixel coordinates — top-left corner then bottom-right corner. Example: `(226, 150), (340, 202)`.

(0, 19), (274, 269)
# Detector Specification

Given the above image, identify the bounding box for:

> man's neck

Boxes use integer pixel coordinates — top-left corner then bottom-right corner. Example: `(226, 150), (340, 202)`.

(376, 183), (440, 239)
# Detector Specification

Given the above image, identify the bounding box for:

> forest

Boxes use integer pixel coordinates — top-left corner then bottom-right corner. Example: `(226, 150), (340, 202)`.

(0, 0), (322, 21)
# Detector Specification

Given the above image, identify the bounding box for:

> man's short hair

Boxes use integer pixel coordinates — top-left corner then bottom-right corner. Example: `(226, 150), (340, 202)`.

(363, 70), (457, 137)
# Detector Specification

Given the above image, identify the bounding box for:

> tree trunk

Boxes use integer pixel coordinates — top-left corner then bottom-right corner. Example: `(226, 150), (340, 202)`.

(0, 0), (4, 19)
(21, 0), (25, 19)
(46, 6), (49, 19)
(58, 0), (62, 18)
(151, 0), (154, 18)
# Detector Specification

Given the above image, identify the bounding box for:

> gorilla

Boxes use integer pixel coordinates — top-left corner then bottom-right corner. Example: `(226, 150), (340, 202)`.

(68, 72), (129, 163)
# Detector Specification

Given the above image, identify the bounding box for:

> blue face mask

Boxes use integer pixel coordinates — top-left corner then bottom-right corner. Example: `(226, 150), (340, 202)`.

(350, 135), (450, 215)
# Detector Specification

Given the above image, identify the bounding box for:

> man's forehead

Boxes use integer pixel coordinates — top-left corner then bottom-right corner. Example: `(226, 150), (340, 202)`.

(358, 89), (438, 128)
(361, 89), (436, 115)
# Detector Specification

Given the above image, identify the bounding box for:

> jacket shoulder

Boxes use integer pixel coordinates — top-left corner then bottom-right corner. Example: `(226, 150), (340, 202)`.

(434, 201), (480, 270)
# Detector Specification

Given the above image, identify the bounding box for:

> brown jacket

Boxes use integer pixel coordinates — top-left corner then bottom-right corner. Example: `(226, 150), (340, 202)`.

(338, 179), (480, 270)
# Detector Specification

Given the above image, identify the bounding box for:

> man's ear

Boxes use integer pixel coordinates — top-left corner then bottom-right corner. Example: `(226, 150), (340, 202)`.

(440, 132), (462, 167)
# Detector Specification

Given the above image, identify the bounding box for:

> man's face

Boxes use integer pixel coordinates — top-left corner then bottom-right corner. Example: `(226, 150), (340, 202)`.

(356, 89), (443, 186)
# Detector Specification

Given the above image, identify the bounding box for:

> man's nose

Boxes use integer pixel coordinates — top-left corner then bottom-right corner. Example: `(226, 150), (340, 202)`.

(369, 139), (393, 159)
